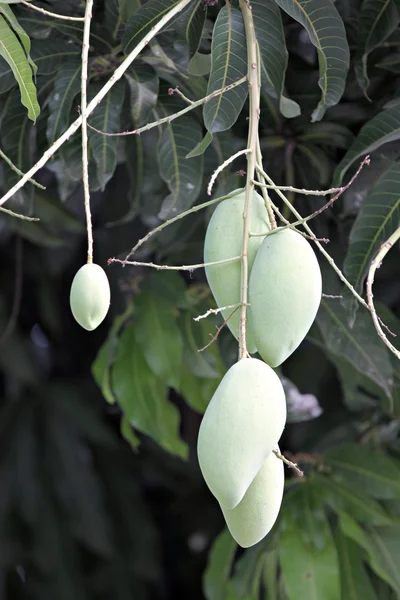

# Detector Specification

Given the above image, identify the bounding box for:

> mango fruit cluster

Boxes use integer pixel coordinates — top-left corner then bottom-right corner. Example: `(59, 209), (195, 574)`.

(198, 190), (322, 547)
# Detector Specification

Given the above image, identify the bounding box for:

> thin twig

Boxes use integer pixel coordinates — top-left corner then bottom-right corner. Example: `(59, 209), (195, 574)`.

(207, 149), (251, 197)
(169, 86), (194, 104)
(198, 306), (241, 352)
(193, 303), (242, 322)
(87, 77), (247, 137)
(109, 256), (241, 271)
(254, 181), (340, 196)
(0, 148), (45, 190)
(366, 228), (400, 362)
(322, 294), (343, 299)
(0, 0), (194, 209)
(0, 206), (39, 221)
(122, 189), (243, 264)
(273, 449), (304, 477)
(20, 0), (85, 21)
(81, 0), (94, 263)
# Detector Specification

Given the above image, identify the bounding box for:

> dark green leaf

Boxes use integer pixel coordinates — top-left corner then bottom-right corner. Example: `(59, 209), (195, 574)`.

(343, 161), (400, 324)
(335, 525), (377, 600)
(88, 80), (126, 189)
(376, 52), (400, 73)
(339, 515), (400, 594)
(334, 105), (400, 185)
(188, 51), (211, 76)
(118, 0), (141, 22)
(157, 92), (203, 219)
(176, 0), (206, 58)
(203, 4), (248, 133)
(280, 484), (340, 600)
(252, 0), (300, 118)
(355, 0), (400, 96)
(0, 14), (39, 121)
(297, 122), (354, 149)
(313, 299), (393, 402)
(125, 64), (159, 126)
(133, 285), (183, 390)
(46, 59), (81, 144)
(325, 443), (400, 499)
(123, 0), (182, 55)
(314, 474), (392, 525)
(31, 38), (80, 75)
(203, 529), (237, 600)
(120, 415), (140, 450)
(112, 322), (188, 458)
(274, 0), (350, 122)
(231, 543), (268, 598)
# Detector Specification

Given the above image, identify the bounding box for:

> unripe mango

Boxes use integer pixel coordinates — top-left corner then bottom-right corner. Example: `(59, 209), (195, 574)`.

(221, 447), (284, 548)
(204, 190), (270, 353)
(248, 229), (322, 367)
(70, 263), (111, 331)
(197, 358), (286, 509)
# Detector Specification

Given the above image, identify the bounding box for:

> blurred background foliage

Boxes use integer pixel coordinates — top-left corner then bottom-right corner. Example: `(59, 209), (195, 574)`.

(0, 0), (400, 598)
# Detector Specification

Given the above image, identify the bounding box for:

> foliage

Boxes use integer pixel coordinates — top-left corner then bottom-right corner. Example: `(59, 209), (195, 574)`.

(0, 0), (399, 598)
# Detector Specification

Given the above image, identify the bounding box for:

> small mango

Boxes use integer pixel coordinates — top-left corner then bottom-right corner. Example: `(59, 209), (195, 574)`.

(197, 358), (286, 509)
(204, 190), (270, 353)
(70, 263), (111, 331)
(221, 447), (284, 548)
(248, 228), (322, 367)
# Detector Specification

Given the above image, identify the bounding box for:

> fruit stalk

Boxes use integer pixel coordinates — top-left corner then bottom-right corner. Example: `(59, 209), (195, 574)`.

(238, 0), (261, 360)
(81, 0), (95, 264)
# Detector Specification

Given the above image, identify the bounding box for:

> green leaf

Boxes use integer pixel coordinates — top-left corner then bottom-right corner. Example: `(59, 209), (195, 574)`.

(252, 0), (300, 118)
(203, 529), (237, 600)
(343, 161), (400, 324)
(92, 307), (133, 405)
(355, 0), (400, 96)
(133, 283), (184, 390)
(325, 443), (400, 499)
(314, 474), (392, 525)
(231, 543), (269, 598)
(0, 4), (37, 74)
(118, 0), (141, 22)
(203, 4), (248, 133)
(334, 105), (400, 185)
(123, 0), (182, 55)
(280, 485), (340, 600)
(0, 15), (39, 121)
(297, 122), (354, 149)
(376, 52), (400, 73)
(157, 91), (203, 219)
(125, 64), (159, 126)
(88, 80), (126, 190)
(186, 131), (213, 158)
(189, 52), (211, 76)
(335, 525), (377, 600)
(176, 0), (206, 58)
(313, 299), (393, 402)
(1, 88), (35, 205)
(120, 415), (140, 450)
(112, 322), (188, 458)
(31, 38), (81, 75)
(273, 0), (350, 122)
(339, 515), (400, 594)
(46, 59), (81, 144)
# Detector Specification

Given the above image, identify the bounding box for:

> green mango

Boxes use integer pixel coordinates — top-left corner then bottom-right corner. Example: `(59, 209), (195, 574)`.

(221, 446), (284, 548)
(197, 357), (286, 509)
(204, 189), (270, 353)
(248, 228), (322, 367)
(70, 263), (111, 331)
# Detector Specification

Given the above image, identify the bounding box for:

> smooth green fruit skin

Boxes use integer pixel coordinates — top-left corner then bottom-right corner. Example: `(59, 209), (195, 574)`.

(221, 446), (284, 548)
(197, 358), (286, 509)
(70, 263), (111, 331)
(204, 190), (270, 354)
(248, 228), (322, 367)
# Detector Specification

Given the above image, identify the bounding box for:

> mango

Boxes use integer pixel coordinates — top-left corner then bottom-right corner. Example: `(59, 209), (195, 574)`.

(204, 189), (270, 353)
(70, 263), (111, 331)
(197, 357), (286, 509)
(221, 447), (284, 548)
(248, 228), (322, 367)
